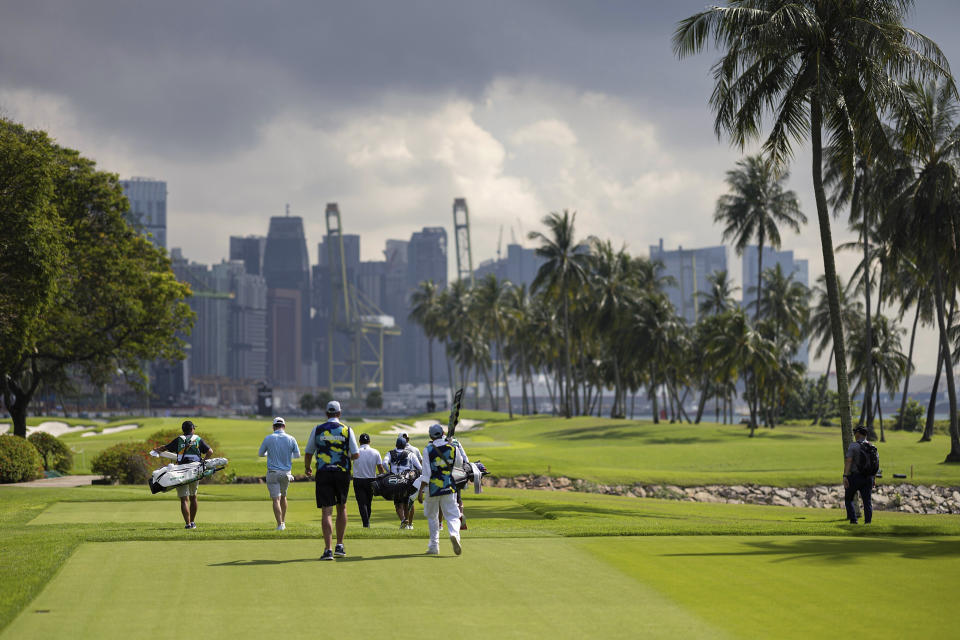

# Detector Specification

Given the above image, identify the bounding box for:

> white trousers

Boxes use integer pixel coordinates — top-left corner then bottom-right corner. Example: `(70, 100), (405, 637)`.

(424, 493), (461, 550)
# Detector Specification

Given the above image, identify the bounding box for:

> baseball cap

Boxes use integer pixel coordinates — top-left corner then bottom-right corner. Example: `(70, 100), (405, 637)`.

(396, 436), (407, 449)
(327, 400), (341, 414)
(428, 424), (444, 439)
(853, 426), (868, 435)
(273, 417), (285, 427)
(359, 433), (371, 444)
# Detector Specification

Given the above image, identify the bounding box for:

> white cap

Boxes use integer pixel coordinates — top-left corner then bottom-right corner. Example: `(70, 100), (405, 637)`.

(272, 417), (285, 426)
(327, 400), (341, 414)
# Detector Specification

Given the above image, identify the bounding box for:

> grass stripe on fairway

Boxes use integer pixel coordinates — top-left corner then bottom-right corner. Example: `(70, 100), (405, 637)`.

(577, 536), (960, 640)
(0, 540), (724, 640)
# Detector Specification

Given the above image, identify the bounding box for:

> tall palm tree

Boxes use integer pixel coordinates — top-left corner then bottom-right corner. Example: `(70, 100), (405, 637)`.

(474, 273), (513, 415)
(887, 78), (960, 461)
(589, 239), (636, 418)
(700, 270), (740, 316)
(887, 258), (934, 438)
(715, 155), (806, 322)
(756, 263), (809, 348)
(675, 0), (951, 456)
(529, 210), (590, 418)
(409, 280), (441, 407)
(808, 274), (861, 426)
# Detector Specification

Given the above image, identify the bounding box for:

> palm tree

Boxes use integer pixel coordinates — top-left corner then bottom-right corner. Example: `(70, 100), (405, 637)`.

(715, 155), (806, 322)
(474, 274), (513, 415)
(675, 0), (951, 455)
(409, 280), (441, 407)
(808, 274), (861, 425)
(528, 210), (590, 418)
(700, 270), (740, 316)
(887, 78), (960, 461)
(848, 315), (909, 442)
(589, 239), (636, 418)
(756, 263), (809, 348)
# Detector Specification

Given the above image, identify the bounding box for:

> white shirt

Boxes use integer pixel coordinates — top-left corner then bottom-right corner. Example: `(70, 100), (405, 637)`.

(353, 444), (383, 479)
(405, 443), (423, 465)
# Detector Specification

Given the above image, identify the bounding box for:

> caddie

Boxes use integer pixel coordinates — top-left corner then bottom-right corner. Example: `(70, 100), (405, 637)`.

(416, 423), (464, 555)
(151, 420), (213, 529)
(304, 400), (359, 560)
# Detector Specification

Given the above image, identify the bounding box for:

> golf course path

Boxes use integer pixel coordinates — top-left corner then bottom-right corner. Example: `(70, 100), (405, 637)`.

(1, 475), (101, 488)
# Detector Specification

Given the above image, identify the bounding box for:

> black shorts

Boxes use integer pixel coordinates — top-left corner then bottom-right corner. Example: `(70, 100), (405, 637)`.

(315, 470), (351, 508)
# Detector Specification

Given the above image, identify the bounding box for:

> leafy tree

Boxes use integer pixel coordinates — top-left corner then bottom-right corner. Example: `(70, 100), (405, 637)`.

(365, 388), (383, 410)
(675, 0), (952, 456)
(27, 431), (73, 473)
(299, 393), (315, 413)
(0, 120), (64, 389)
(408, 280), (442, 407)
(0, 122), (194, 438)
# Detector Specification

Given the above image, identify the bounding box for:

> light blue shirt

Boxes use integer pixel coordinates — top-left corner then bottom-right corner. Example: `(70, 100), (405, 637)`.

(258, 429), (301, 472)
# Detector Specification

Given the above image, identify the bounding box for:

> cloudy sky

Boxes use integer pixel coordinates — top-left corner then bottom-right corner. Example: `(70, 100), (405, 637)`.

(3, 1), (958, 373)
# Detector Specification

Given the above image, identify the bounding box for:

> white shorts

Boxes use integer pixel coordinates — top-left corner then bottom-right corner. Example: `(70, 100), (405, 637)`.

(266, 470), (291, 498)
(176, 480), (199, 498)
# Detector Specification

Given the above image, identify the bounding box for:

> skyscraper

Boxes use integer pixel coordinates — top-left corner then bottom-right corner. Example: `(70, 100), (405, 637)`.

(120, 178), (167, 249)
(474, 243), (545, 289)
(406, 227), (448, 386)
(262, 216), (312, 386)
(229, 235), (266, 276)
(649, 239), (728, 324)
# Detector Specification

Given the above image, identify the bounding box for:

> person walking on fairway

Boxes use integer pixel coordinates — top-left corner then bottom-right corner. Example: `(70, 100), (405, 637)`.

(151, 420), (213, 529)
(400, 433), (422, 527)
(416, 423), (463, 555)
(843, 426), (876, 524)
(304, 400), (359, 560)
(353, 433), (384, 528)
(385, 435), (422, 529)
(257, 416), (301, 531)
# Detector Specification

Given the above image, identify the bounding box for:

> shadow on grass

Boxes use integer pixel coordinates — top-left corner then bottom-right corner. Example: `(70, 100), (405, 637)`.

(520, 501), (687, 521)
(209, 553), (447, 566)
(661, 536), (960, 563)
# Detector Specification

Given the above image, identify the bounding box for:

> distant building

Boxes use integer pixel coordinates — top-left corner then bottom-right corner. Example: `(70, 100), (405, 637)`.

(649, 238), (728, 324)
(170, 253), (231, 379)
(229, 235), (266, 276)
(382, 240), (410, 391)
(263, 216), (312, 386)
(474, 243), (545, 289)
(406, 227), (448, 387)
(742, 246), (810, 366)
(120, 178), (167, 249)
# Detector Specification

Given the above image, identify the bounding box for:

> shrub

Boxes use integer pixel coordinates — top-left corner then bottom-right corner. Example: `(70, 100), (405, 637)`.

(366, 389), (383, 409)
(91, 441), (153, 484)
(27, 431), (74, 473)
(0, 435), (44, 483)
(891, 399), (925, 432)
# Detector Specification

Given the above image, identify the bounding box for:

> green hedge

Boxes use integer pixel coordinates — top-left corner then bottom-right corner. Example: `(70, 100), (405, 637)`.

(0, 435), (44, 483)
(91, 442), (154, 484)
(27, 432), (73, 473)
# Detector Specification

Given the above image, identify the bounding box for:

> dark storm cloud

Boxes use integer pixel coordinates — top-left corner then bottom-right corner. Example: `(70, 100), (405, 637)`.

(0, 0), (719, 156)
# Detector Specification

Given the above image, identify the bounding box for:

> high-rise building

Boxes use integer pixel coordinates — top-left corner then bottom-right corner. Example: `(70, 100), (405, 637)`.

(742, 246), (810, 365)
(382, 240), (409, 391)
(474, 243), (545, 289)
(406, 227), (448, 386)
(171, 254), (231, 379)
(649, 239), (728, 324)
(262, 216), (312, 386)
(120, 178), (167, 248)
(229, 235), (266, 276)
(222, 261), (268, 381)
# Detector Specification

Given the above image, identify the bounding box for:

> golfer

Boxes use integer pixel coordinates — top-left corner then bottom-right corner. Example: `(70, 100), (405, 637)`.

(843, 426), (875, 524)
(304, 400), (359, 561)
(257, 416), (301, 531)
(151, 420), (213, 529)
(416, 423), (463, 555)
(353, 433), (384, 528)
(385, 436), (422, 529)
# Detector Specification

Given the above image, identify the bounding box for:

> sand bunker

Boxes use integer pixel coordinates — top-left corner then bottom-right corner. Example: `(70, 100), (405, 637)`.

(383, 419), (482, 436)
(80, 424), (138, 437)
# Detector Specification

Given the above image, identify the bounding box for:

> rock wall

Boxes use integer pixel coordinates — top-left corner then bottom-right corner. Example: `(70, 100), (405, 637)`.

(488, 475), (960, 515)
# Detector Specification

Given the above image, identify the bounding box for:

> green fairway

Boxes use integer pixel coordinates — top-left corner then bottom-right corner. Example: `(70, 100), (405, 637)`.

(5, 535), (959, 640)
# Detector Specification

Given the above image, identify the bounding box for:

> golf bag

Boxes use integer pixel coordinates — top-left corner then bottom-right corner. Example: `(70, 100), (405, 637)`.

(148, 458), (229, 494)
(372, 470), (418, 501)
(452, 461), (488, 492)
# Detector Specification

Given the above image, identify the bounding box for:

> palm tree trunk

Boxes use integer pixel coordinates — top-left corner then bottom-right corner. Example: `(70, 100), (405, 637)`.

(695, 376), (710, 423)
(562, 297), (573, 418)
(934, 269), (960, 462)
(898, 304), (921, 432)
(860, 189), (876, 441)
(922, 343), (944, 442)
(876, 383), (885, 443)
(811, 95), (854, 456)
(755, 240), (764, 324)
(611, 352), (622, 418)
(650, 364), (659, 424)
(530, 369), (539, 414)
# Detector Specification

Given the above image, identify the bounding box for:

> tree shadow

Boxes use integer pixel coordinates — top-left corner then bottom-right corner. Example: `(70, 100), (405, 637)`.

(661, 536), (960, 563)
(209, 552), (446, 566)
(519, 501), (687, 521)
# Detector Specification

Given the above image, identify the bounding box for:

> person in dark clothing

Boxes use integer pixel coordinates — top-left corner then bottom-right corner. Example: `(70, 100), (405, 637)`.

(352, 433), (384, 528)
(843, 426), (875, 524)
(151, 420), (213, 529)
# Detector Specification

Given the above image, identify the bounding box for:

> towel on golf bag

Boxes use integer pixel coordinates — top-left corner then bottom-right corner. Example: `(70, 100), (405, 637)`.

(372, 470), (418, 501)
(149, 458), (229, 494)
(452, 461), (488, 494)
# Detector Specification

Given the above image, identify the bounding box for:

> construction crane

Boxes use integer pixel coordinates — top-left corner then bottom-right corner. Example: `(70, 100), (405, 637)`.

(496, 224), (503, 261)
(325, 203), (400, 398)
(452, 197), (475, 285)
